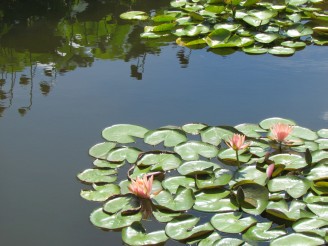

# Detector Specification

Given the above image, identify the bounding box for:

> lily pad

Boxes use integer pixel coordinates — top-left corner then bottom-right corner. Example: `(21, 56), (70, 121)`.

(266, 200), (307, 221)
(307, 203), (328, 220)
(144, 128), (187, 147)
(211, 212), (257, 233)
(317, 129), (328, 138)
(193, 188), (234, 212)
(177, 160), (220, 175)
(292, 218), (328, 232)
(201, 126), (239, 145)
(268, 176), (311, 198)
(255, 33), (279, 43)
(165, 214), (214, 241)
(152, 187), (195, 211)
(243, 222), (286, 242)
(270, 233), (325, 246)
(174, 141), (219, 160)
(162, 176), (196, 194)
(80, 183), (120, 202)
(77, 168), (117, 184)
(232, 165), (268, 186)
(198, 232), (221, 246)
(102, 124), (148, 143)
(103, 195), (141, 214)
(182, 123), (207, 135)
(120, 11), (149, 20)
(259, 117), (296, 130)
(287, 24), (313, 37)
(90, 208), (142, 230)
(136, 151), (182, 171)
(269, 46), (295, 55)
(269, 154), (307, 170)
(235, 123), (266, 138)
(243, 46), (268, 54)
(122, 222), (168, 246)
(89, 142), (116, 159)
(93, 159), (125, 168)
(195, 168), (233, 188)
(152, 207), (182, 222)
(107, 147), (141, 163)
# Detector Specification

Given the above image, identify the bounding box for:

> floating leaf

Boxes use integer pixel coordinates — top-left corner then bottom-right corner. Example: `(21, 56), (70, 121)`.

(103, 195), (141, 214)
(122, 222), (168, 246)
(243, 46), (268, 54)
(102, 124), (148, 143)
(90, 208), (142, 230)
(211, 212), (257, 233)
(140, 32), (163, 39)
(177, 160), (220, 175)
(152, 15), (177, 22)
(236, 183), (269, 215)
(93, 159), (125, 168)
(136, 151), (182, 171)
(107, 147), (141, 163)
(195, 168), (233, 188)
(201, 126), (239, 145)
(144, 128), (187, 147)
(268, 176), (311, 198)
(286, 0), (308, 6)
(89, 142), (116, 159)
(287, 24), (313, 37)
(162, 176), (196, 194)
(259, 117), (296, 130)
(77, 169), (117, 184)
(214, 238), (244, 245)
(307, 203), (328, 220)
(306, 162), (328, 180)
(80, 184), (120, 201)
(269, 46), (295, 55)
(152, 187), (195, 211)
(182, 123), (207, 135)
(315, 138), (328, 150)
(291, 126), (318, 140)
(120, 11), (148, 20)
(165, 214), (214, 240)
(235, 123), (266, 137)
(281, 41), (306, 48)
(152, 207), (182, 222)
(266, 200), (307, 221)
(318, 129), (328, 138)
(270, 233), (325, 246)
(198, 232), (221, 246)
(232, 165), (268, 186)
(292, 218), (328, 232)
(269, 154), (307, 170)
(243, 222), (286, 242)
(218, 148), (252, 165)
(174, 141), (219, 160)
(255, 33), (279, 43)
(193, 188), (234, 212)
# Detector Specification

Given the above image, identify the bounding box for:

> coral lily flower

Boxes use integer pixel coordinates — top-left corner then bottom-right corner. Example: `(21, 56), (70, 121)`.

(226, 134), (249, 151)
(128, 175), (153, 199)
(271, 123), (293, 143)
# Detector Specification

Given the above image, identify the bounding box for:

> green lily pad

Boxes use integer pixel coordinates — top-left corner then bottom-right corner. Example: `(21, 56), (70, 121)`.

(200, 126), (239, 145)
(307, 203), (328, 220)
(243, 15), (270, 27)
(129, 166), (152, 179)
(215, 238), (244, 245)
(211, 212), (257, 233)
(286, 0), (308, 6)
(315, 139), (328, 150)
(107, 147), (141, 163)
(90, 208), (142, 230)
(259, 117), (296, 130)
(165, 214), (214, 241)
(236, 182), (269, 215)
(311, 150), (328, 163)
(152, 14), (177, 22)
(318, 129), (328, 138)
(170, 0), (187, 8)
(174, 141), (219, 161)
(266, 200), (307, 221)
(152, 187), (195, 211)
(235, 123), (266, 138)
(292, 218), (328, 232)
(243, 46), (268, 54)
(281, 41), (306, 48)
(77, 168), (117, 184)
(80, 183), (120, 202)
(198, 232), (221, 246)
(291, 126), (318, 140)
(243, 222), (286, 242)
(102, 124), (148, 143)
(136, 151), (182, 171)
(122, 222), (168, 246)
(248, 9), (278, 20)
(93, 159), (125, 168)
(103, 195), (141, 214)
(231, 165), (268, 186)
(287, 24), (313, 37)
(195, 168), (233, 188)
(255, 33), (279, 43)
(193, 188), (234, 212)
(269, 154), (307, 170)
(269, 46), (295, 55)
(218, 148), (252, 164)
(140, 32), (163, 39)
(89, 142), (116, 159)
(144, 128), (187, 147)
(268, 176), (311, 198)
(306, 162), (328, 180)
(152, 207), (181, 222)
(120, 11), (149, 20)
(182, 123), (207, 135)
(162, 176), (196, 194)
(177, 160), (220, 175)
(214, 23), (241, 31)
(271, 233), (325, 246)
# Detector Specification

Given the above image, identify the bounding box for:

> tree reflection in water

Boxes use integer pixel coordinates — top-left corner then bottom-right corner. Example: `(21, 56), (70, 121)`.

(0, 0), (191, 116)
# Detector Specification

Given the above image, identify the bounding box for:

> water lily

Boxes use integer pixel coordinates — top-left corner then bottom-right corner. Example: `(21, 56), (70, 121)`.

(226, 134), (249, 168)
(226, 134), (249, 151)
(128, 175), (153, 199)
(271, 123), (293, 143)
(266, 164), (275, 179)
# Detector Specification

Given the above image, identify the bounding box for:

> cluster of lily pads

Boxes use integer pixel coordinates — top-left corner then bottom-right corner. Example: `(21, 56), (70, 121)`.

(78, 117), (328, 245)
(120, 0), (328, 55)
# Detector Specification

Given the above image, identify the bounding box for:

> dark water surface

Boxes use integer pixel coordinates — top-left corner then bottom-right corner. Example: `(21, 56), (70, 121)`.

(1, 1), (328, 245)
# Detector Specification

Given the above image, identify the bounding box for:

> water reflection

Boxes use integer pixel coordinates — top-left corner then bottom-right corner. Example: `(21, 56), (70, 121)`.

(1, 0), (195, 116)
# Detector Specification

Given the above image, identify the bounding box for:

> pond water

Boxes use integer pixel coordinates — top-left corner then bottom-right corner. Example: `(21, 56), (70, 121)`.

(0, 0), (328, 245)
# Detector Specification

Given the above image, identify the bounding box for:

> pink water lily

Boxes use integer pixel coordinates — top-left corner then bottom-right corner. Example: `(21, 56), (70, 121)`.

(128, 175), (153, 199)
(266, 164), (275, 179)
(271, 123), (293, 143)
(226, 134), (249, 151)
